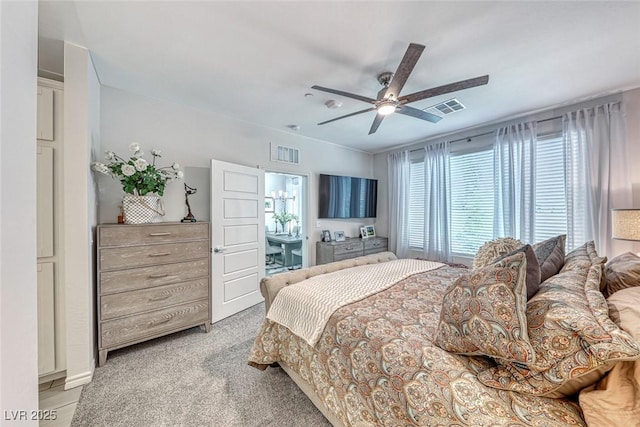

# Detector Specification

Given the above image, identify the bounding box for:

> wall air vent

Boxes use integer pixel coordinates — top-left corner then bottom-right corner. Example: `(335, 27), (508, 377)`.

(424, 98), (466, 116)
(270, 143), (300, 165)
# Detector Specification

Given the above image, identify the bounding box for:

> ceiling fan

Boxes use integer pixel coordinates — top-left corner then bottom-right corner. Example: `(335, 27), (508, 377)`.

(312, 43), (489, 135)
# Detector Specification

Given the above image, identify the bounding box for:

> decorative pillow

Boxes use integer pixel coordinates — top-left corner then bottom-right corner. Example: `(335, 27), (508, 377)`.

(434, 252), (536, 364)
(604, 252), (640, 297)
(477, 262), (640, 397)
(561, 240), (606, 273)
(578, 287), (640, 426)
(495, 244), (541, 299)
(532, 235), (566, 282)
(473, 237), (523, 269)
(561, 240), (607, 291)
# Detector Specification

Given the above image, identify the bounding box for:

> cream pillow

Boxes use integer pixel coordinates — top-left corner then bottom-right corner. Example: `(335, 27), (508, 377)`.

(473, 237), (523, 269)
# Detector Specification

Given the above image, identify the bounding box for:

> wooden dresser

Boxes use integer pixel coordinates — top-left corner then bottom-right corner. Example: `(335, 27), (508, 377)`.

(97, 222), (211, 366)
(316, 236), (388, 265)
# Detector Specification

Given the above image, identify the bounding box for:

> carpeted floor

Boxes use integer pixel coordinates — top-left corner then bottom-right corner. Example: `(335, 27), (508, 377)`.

(72, 303), (331, 426)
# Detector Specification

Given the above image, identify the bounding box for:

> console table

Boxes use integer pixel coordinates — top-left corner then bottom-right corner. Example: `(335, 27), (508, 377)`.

(316, 236), (388, 265)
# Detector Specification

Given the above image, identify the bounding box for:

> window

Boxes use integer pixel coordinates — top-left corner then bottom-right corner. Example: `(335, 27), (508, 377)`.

(449, 149), (494, 255)
(408, 134), (571, 256)
(534, 135), (567, 241)
(408, 160), (425, 248)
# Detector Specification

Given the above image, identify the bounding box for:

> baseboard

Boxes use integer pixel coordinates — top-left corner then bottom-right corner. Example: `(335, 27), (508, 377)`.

(64, 360), (94, 390)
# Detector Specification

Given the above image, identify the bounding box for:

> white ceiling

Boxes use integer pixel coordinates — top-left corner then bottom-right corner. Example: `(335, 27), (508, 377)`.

(38, 1), (640, 153)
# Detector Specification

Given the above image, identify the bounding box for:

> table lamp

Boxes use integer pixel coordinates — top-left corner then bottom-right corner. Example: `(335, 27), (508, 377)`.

(612, 209), (640, 241)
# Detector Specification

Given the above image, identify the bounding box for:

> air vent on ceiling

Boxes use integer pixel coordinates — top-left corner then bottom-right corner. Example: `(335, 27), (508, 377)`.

(424, 98), (466, 116)
(270, 143), (300, 165)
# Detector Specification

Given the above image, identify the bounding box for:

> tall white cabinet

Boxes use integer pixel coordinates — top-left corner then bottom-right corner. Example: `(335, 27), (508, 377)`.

(37, 78), (66, 379)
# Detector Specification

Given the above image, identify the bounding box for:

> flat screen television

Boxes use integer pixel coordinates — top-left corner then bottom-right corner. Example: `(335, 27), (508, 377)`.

(318, 174), (378, 219)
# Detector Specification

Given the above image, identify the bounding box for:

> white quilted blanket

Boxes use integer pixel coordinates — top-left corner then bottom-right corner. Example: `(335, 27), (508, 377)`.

(266, 258), (444, 346)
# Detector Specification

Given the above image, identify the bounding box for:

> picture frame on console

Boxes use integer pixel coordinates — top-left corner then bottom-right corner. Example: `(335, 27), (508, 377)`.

(334, 231), (346, 242)
(360, 226), (369, 239)
(365, 225), (376, 237)
(321, 229), (332, 242)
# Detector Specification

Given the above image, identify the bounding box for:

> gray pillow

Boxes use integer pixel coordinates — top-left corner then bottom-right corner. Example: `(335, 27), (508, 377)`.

(532, 235), (565, 282)
(605, 252), (640, 297)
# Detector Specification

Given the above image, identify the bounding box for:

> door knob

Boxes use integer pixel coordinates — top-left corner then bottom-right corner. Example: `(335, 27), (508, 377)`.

(213, 246), (225, 253)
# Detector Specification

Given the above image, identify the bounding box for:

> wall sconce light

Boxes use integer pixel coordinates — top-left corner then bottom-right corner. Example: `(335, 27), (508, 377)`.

(612, 209), (640, 241)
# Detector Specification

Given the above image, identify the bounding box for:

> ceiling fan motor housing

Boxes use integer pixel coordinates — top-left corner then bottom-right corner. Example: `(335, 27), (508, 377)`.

(377, 72), (394, 87)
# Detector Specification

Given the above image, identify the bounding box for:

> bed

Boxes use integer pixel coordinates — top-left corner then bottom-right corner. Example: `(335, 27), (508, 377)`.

(248, 244), (640, 426)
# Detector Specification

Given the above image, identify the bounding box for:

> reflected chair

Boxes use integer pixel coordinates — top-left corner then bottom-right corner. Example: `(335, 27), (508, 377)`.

(265, 236), (283, 265)
(291, 248), (302, 268)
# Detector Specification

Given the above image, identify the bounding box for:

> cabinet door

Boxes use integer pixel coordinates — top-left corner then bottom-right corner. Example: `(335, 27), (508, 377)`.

(37, 86), (54, 141)
(37, 146), (54, 257)
(38, 263), (56, 375)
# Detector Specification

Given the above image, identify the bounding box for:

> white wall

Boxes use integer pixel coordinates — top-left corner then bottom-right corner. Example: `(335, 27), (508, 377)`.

(374, 89), (640, 258)
(62, 43), (100, 389)
(99, 86), (375, 264)
(0, 1), (39, 423)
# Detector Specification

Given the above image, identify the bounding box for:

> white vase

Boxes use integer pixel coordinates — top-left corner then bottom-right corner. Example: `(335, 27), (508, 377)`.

(122, 194), (165, 224)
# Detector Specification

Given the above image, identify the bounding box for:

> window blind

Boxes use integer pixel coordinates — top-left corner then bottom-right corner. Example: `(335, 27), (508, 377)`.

(450, 149), (494, 255)
(534, 135), (568, 241)
(408, 161), (425, 248)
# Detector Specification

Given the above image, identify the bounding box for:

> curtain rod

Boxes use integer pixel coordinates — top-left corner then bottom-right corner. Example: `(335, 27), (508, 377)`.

(409, 115), (562, 153)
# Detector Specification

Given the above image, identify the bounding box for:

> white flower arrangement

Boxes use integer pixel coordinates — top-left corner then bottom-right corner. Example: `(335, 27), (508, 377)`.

(91, 142), (182, 196)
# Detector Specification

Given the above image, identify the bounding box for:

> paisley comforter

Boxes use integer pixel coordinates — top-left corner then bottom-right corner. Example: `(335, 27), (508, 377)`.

(248, 265), (585, 426)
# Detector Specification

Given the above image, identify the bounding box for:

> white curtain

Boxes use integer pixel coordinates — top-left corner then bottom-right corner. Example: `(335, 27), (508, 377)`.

(421, 142), (452, 262)
(387, 150), (411, 258)
(564, 102), (631, 254)
(493, 121), (537, 243)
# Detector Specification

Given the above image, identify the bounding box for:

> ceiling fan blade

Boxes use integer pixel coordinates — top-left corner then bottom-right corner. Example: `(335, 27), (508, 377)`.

(368, 113), (385, 135)
(383, 43), (425, 100)
(317, 107), (377, 125)
(396, 105), (443, 123)
(398, 75), (490, 104)
(311, 85), (376, 104)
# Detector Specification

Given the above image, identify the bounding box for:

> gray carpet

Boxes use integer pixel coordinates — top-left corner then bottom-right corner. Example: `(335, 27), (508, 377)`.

(72, 303), (332, 426)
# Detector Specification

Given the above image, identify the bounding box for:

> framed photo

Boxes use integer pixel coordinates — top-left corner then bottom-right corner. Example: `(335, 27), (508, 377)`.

(365, 225), (376, 237)
(264, 197), (275, 213)
(322, 229), (332, 242)
(360, 226), (369, 239)
(334, 231), (346, 242)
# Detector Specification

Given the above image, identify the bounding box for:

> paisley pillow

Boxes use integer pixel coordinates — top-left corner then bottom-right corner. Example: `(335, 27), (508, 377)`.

(473, 237), (523, 269)
(495, 244), (541, 299)
(477, 262), (640, 397)
(434, 252), (536, 364)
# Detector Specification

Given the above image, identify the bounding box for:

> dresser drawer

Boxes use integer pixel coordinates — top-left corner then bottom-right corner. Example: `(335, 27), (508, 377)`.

(333, 242), (363, 256)
(364, 238), (387, 251)
(101, 278), (209, 321)
(99, 223), (209, 247)
(100, 299), (209, 348)
(100, 241), (209, 271)
(100, 258), (209, 294)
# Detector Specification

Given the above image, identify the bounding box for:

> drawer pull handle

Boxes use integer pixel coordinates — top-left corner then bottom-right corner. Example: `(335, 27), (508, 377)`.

(149, 252), (170, 257)
(149, 273), (169, 279)
(345, 246), (353, 250)
(149, 295), (171, 302)
(153, 316), (172, 325)
(149, 232), (171, 236)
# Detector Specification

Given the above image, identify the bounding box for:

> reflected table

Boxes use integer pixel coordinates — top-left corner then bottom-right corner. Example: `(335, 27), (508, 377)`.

(266, 233), (302, 268)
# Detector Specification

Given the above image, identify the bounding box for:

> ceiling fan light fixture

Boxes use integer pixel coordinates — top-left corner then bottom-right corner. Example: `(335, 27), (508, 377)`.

(377, 101), (396, 115)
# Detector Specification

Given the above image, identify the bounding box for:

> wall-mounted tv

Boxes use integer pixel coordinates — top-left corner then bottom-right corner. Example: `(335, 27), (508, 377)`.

(318, 174), (378, 219)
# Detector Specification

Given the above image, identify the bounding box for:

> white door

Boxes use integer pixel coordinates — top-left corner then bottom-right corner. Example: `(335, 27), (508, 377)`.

(211, 159), (265, 321)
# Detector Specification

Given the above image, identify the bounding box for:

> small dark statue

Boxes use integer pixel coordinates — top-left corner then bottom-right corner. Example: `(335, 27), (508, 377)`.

(181, 183), (197, 223)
